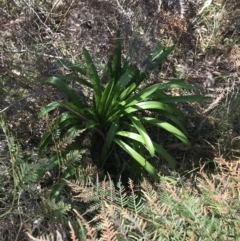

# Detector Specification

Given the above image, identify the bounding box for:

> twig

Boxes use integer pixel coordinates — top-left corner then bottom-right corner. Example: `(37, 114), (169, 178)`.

(15, 191), (23, 241)
(197, 0), (213, 16)
(0, 7), (11, 17)
(158, 0), (162, 12)
(21, 0), (54, 35)
(202, 91), (226, 114)
(55, 0), (75, 33)
(3, 48), (64, 59)
(43, 0), (62, 26)
(0, 94), (34, 114)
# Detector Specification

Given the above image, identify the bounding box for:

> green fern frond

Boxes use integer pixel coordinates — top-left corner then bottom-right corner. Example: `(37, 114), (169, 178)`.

(62, 150), (84, 167)
(127, 179), (144, 214)
(101, 176), (116, 202)
(37, 198), (71, 223)
(1, 114), (23, 164)
(115, 181), (128, 208)
(14, 162), (41, 188)
(175, 194), (202, 221)
(51, 121), (61, 140)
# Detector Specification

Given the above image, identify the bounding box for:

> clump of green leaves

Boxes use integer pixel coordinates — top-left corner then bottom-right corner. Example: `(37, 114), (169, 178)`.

(39, 31), (204, 197)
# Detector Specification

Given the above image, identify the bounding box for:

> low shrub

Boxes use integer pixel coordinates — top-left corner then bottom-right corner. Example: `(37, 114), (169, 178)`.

(39, 31), (205, 198)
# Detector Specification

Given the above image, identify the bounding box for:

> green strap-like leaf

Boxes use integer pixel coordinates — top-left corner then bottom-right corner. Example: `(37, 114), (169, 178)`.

(114, 137), (159, 182)
(135, 71), (148, 87)
(125, 83), (161, 106)
(156, 79), (197, 90)
(152, 45), (174, 61)
(156, 110), (187, 135)
(128, 115), (155, 156)
(83, 47), (102, 109)
(50, 181), (66, 199)
(55, 60), (87, 76)
(116, 131), (176, 169)
(55, 111), (78, 123)
(112, 66), (136, 95)
(124, 101), (182, 116)
(38, 101), (62, 118)
(107, 99), (182, 125)
(55, 75), (92, 88)
(44, 77), (85, 108)
(152, 142), (175, 169)
(152, 95), (206, 103)
(39, 131), (52, 155)
(98, 78), (116, 123)
(100, 120), (119, 167)
(38, 155), (59, 177)
(112, 30), (122, 82)
(119, 82), (137, 100)
(103, 67), (137, 122)
(147, 45), (174, 72)
(57, 100), (89, 116)
(141, 117), (191, 148)
(56, 115), (79, 130)
(63, 126), (86, 137)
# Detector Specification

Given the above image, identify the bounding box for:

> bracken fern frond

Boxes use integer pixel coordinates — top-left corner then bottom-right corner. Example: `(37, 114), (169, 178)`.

(36, 198), (71, 223)
(68, 221), (79, 241)
(14, 162), (41, 189)
(73, 209), (97, 241)
(98, 204), (118, 241)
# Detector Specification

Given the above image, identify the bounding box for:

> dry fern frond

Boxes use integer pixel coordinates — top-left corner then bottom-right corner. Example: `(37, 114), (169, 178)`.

(141, 189), (158, 211)
(65, 179), (85, 194)
(177, 0), (187, 18)
(197, 171), (231, 215)
(65, 179), (95, 202)
(26, 230), (64, 241)
(140, 178), (168, 219)
(160, 179), (181, 201)
(228, 46), (240, 72)
(162, 0), (187, 18)
(140, 178), (153, 191)
(100, 176), (116, 202)
(120, 208), (147, 238)
(98, 204), (118, 241)
(50, 127), (86, 153)
(214, 157), (240, 179)
(73, 209), (97, 241)
(68, 221), (79, 241)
